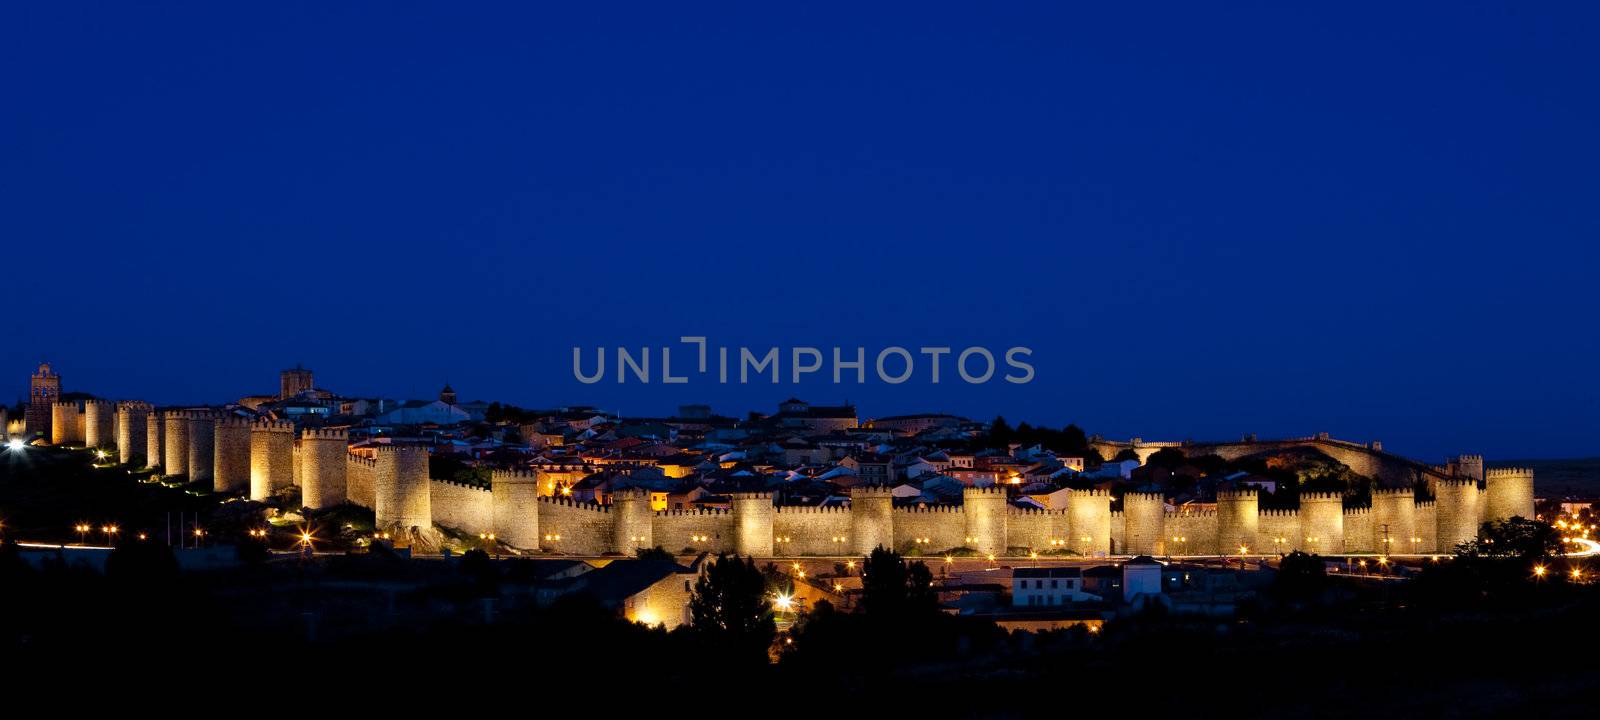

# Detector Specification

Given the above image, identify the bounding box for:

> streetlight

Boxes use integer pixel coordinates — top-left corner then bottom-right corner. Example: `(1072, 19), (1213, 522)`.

(4, 438), (24, 452)
(75, 523), (91, 545)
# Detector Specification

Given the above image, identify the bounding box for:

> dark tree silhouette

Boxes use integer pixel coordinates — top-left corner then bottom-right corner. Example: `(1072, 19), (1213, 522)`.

(860, 547), (939, 617)
(688, 553), (775, 662)
(635, 545), (674, 562)
(1271, 551), (1328, 603)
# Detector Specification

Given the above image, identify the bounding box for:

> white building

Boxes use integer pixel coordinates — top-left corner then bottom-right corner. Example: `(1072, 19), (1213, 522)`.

(1012, 567), (1100, 607)
(1122, 556), (1164, 603)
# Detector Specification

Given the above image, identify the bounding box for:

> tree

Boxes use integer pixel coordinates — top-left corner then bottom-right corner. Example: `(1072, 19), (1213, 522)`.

(688, 554), (776, 662)
(860, 547), (938, 618)
(988, 416), (1014, 445)
(1146, 448), (1188, 469)
(635, 545), (674, 562)
(1271, 551), (1328, 603)
(459, 548), (498, 595)
(1459, 516), (1560, 561)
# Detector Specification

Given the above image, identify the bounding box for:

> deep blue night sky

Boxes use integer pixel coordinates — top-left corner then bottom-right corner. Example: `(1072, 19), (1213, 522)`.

(4, 3), (1597, 460)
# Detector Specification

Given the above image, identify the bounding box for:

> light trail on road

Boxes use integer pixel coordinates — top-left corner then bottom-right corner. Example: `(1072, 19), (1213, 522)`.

(1565, 537), (1600, 558)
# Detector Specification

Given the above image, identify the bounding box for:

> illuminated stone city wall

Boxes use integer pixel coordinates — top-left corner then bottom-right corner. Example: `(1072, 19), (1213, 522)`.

(144, 410), (163, 469)
(162, 410), (190, 476)
(249, 420), (295, 501)
(429, 478), (492, 536)
(213, 417), (252, 495)
(771, 504), (849, 555)
(374, 445), (431, 531)
(490, 469), (542, 550)
(346, 452), (377, 507)
(1484, 467), (1535, 524)
(893, 504), (968, 554)
(299, 428), (348, 509)
(52, 401), (84, 446)
(84, 399), (114, 449)
(115, 401), (151, 465)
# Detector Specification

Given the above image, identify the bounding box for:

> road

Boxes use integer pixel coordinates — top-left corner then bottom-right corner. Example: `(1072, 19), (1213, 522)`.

(1566, 537), (1600, 558)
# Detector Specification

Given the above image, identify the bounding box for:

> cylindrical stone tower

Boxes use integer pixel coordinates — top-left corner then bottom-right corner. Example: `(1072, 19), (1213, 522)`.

(186, 411), (219, 485)
(249, 420), (296, 500)
(1217, 489), (1260, 555)
(1435, 478), (1484, 551)
(731, 491), (775, 557)
(116, 402), (151, 465)
(1298, 492), (1345, 555)
(84, 399), (114, 450)
(491, 469), (542, 550)
(375, 445), (431, 532)
(1371, 487), (1417, 555)
(1067, 488), (1113, 556)
(145, 409), (164, 469)
(611, 487), (655, 553)
(299, 428), (349, 509)
(850, 485), (895, 555)
(163, 410), (190, 477)
(962, 486), (1009, 557)
(1484, 468), (1535, 525)
(212, 417), (253, 494)
(1122, 491), (1167, 556)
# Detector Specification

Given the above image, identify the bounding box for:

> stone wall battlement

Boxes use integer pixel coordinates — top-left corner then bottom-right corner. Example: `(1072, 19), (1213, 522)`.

(657, 507), (732, 517)
(1300, 491), (1345, 503)
(1436, 477), (1480, 489)
(1217, 489), (1259, 500)
(1372, 487), (1416, 497)
(1008, 506), (1059, 517)
(1167, 510), (1216, 518)
(492, 468), (539, 481)
(302, 427), (348, 441)
(253, 419), (295, 433)
(1343, 506), (1372, 518)
(963, 486), (1010, 498)
(852, 485), (897, 498)
(1067, 488), (1114, 499)
(774, 505), (848, 515)
(430, 478), (490, 493)
(731, 490), (773, 501)
(895, 504), (964, 514)
(117, 400), (152, 412)
(215, 416), (255, 429)
(1260, 508), (1299, 518)
(348, 453), (377, 469)
(1485, 467), (1533, 479)
(540, 495), (610, 512)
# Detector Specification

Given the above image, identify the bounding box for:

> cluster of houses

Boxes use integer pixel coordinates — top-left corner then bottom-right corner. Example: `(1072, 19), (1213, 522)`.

(255, 381), (1157, 512)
